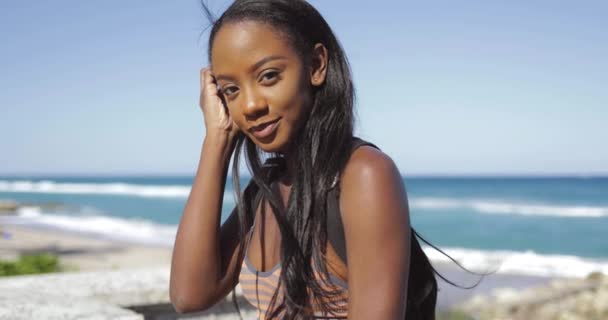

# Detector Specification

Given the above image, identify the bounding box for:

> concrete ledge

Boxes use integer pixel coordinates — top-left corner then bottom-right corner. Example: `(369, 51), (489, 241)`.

(0, 266), (255, 320)
(0, 296), (143, 320)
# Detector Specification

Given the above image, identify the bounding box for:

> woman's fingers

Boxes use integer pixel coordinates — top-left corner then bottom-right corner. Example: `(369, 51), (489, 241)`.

(200, 68), (214, 108)
(200, 68), (220, 110)
(199, 67), (237, 137)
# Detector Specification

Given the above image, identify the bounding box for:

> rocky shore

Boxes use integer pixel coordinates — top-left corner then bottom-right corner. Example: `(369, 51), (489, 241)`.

(458, 272), (608, 320)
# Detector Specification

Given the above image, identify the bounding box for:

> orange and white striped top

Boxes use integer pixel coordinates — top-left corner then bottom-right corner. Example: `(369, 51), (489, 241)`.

(239, 227), (349, 319)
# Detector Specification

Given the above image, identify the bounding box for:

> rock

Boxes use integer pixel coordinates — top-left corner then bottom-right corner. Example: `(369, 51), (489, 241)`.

(586, 271), (604, 282)
(0, 199), (70, 216)
(458, 275), (608, 320)
(0, 200), (18, 214)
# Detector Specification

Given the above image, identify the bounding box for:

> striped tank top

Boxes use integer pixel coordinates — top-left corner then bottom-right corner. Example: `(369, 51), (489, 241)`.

(239, 216), (349, 319)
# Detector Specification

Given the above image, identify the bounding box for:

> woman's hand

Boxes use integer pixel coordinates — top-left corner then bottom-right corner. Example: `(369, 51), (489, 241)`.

(199, 68), (239, 143)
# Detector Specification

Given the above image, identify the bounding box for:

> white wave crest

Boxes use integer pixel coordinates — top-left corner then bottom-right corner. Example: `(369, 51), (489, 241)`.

(15, 206), (43, 218)
(411, 197), (608, 218)
(424, 246), (608, 278)
(0, 180), (194, 198)
(1, 208), (177, 247)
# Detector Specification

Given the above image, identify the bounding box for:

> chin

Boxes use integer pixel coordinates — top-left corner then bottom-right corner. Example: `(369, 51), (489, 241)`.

(252, 139), (287, 154)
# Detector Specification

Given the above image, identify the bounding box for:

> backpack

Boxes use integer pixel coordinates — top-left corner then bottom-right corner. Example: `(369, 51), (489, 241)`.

(325, 137), (437, 319)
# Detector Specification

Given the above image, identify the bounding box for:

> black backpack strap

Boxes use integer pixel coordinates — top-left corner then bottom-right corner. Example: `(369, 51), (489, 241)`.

(326, 137), (379, 265)
(326, 187), (346, 262)
(326, 139), (438, 319)
(244, 156), (285, 227)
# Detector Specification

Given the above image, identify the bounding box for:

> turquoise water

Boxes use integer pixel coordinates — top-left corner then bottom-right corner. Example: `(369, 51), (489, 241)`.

(1, 176), (607, 277)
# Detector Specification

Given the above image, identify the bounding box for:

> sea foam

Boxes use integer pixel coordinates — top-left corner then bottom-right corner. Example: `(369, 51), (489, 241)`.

(0, 180), (238, 205)
(0, 180), (191, 198)
(411, 197), (608, 218)
(1, 206), (177, 247)
(424, 246), (608, 279)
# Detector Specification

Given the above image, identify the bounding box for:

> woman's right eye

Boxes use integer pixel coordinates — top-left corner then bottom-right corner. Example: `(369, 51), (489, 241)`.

(221, 86), (238, 97)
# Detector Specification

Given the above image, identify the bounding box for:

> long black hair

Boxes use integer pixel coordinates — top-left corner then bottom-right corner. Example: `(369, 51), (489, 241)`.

(202, 1), (484, 318)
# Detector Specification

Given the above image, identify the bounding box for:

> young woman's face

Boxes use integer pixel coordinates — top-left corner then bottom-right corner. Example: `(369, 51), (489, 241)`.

(211, 21), (314, 153)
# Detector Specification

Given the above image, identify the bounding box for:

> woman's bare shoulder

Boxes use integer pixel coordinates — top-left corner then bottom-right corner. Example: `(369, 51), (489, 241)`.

(337, 146), (411, 318)
(340, 145), (402, 190)
(338, 144), (408, 225)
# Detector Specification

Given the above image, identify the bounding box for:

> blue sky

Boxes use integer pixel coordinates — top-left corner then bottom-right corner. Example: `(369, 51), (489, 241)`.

(1, 0), (607, 176)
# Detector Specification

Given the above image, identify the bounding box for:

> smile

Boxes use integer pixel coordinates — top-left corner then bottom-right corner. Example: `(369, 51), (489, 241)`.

(249, 118), (280, 139)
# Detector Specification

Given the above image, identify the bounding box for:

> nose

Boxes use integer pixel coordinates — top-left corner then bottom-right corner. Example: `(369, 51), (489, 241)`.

(242, 87), (268, 119)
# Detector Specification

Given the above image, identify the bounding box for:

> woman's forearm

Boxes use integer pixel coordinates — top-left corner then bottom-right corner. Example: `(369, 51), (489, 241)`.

(170, 134), (235, 311)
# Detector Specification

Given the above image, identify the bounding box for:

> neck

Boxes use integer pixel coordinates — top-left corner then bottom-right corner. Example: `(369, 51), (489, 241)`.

(277, 142), (299, 187)
(278, 153), (296, 187)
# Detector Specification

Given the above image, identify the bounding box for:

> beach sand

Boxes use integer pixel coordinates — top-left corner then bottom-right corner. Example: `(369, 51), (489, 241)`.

(0, 225), (173, 271)
(0, 224), (560, 313)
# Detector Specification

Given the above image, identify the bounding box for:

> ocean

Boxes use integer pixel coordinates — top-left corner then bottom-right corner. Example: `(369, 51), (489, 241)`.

(1, 175), (606, 279)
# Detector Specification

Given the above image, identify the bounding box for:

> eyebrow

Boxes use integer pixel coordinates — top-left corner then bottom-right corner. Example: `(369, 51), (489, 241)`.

(214, 55), (288, 82)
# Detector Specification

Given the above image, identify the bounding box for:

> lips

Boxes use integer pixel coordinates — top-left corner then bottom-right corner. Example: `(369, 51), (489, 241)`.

(249, 118), (280, 139)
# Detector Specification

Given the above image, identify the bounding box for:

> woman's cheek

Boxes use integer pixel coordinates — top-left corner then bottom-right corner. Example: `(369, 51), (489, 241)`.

(235, 119), (247, 132)
(226, 104), (238, 120)
(226, 105), (243, 129)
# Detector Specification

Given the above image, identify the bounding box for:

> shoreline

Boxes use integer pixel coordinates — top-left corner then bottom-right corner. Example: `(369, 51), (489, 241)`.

(0, 224), (570, 312)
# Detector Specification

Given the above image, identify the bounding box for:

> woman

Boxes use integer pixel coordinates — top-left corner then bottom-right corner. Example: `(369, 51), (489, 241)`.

(170, 0), (438, 318)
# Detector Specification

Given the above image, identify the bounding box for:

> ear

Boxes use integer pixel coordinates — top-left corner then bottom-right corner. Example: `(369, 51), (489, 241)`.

(310, 43), (328, 87)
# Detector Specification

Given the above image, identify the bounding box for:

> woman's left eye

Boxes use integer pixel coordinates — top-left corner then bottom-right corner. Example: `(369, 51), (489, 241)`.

(260, 71), (280, 84)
